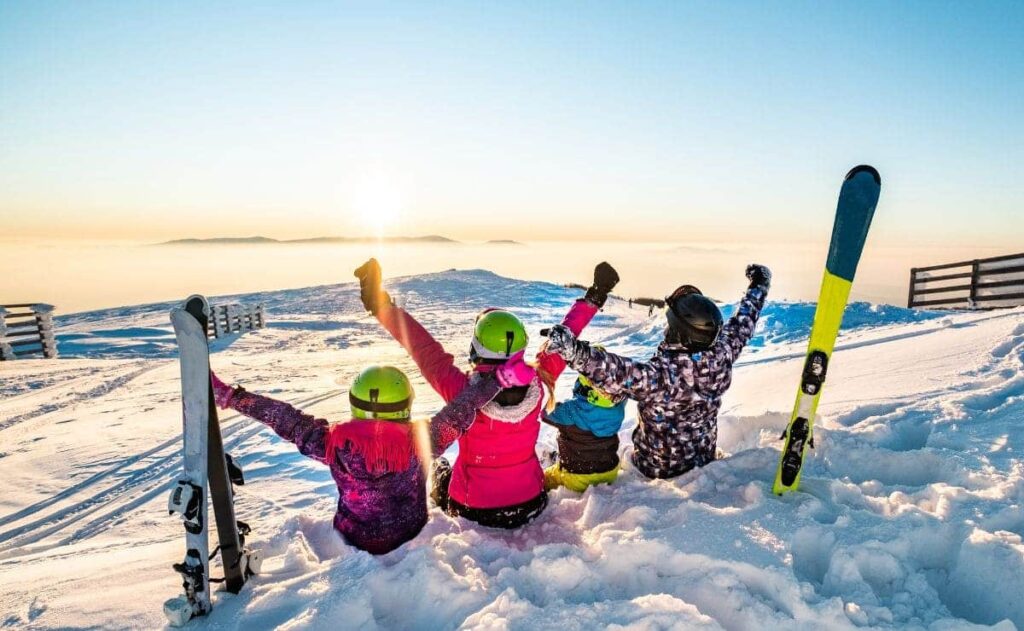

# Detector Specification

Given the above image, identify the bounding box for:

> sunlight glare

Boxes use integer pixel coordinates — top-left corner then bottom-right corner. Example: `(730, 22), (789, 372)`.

(352, 180), (403, 238)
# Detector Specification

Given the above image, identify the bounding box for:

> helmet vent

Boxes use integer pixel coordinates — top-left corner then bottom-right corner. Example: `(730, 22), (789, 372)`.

(505, 331), (515, 356)
(369, 388), (379, 403)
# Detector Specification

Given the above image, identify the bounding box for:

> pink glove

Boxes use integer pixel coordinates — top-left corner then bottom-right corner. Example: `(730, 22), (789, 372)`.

(210, 371), (237, 409)
(494, 351), (537, 388)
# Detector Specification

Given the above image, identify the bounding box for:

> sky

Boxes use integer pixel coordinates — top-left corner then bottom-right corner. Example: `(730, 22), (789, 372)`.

(1, 1), (1022, 247)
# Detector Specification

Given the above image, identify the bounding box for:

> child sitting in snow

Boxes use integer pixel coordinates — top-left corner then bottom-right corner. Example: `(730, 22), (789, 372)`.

(544, 264), (771, 480)
(209, 354), (535, 554)
(355, 259), (620, 529)
(542, 348), (627, 492)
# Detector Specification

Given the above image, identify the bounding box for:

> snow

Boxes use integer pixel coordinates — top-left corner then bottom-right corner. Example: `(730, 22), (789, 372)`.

(2, 269), (1023, 630)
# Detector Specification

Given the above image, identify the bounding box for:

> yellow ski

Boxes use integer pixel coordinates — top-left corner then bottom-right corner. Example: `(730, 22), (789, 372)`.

(773, 165), (882, 495)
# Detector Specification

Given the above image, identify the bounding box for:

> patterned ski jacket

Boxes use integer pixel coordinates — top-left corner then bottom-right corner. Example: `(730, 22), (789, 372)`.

(214, 374), (503, 554)
(563, 283), (768, 479)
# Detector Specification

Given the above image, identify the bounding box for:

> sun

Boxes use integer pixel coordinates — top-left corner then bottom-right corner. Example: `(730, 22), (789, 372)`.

(352, 181), (402, 238)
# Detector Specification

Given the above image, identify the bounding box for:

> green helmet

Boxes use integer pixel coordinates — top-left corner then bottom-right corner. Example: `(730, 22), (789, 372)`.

(573, 345), (622, 408)
(469, 309), (528, 364)
(574, 374), (618, 408)
(349, 365), (414, 421)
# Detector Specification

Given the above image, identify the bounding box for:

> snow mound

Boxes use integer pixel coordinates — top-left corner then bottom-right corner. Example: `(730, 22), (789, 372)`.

(2, 271), (1023, 630)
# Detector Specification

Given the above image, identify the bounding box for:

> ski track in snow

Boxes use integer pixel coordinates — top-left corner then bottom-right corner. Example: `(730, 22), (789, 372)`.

(1, 270), (1023, 630)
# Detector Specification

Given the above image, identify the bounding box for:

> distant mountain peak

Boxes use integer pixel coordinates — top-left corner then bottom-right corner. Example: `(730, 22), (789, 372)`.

(156, 235), (460, 245)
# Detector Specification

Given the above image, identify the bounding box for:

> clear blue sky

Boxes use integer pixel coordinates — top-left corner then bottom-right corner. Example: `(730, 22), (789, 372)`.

(1, 1), (1022, 246)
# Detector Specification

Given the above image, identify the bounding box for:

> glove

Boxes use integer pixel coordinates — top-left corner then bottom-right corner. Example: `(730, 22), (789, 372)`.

(494, 350), (537, 388)
(210, 371), (238, 409)
(354, 258), (393, 314)
(543, 324), (579, 361)
(584, 261), (620, 308)
(745, 264), (771, 289)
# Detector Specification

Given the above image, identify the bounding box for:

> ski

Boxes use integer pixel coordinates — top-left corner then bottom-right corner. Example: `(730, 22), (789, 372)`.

(164, 296), (260, 626)
(165, 296), (214, 625)
(773, 165), (882, 495)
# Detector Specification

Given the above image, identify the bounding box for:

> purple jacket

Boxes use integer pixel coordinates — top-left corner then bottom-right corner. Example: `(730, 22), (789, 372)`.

(221, 374), (502, 554)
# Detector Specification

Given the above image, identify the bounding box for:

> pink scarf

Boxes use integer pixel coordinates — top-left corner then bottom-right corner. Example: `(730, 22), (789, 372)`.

(326, 419), (416, 474)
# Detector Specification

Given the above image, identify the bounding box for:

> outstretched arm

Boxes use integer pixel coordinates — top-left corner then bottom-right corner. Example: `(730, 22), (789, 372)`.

(429, 352), (536, 455)
(375, 304), (468, 402)
(535, 299), (598, 382)
(356, 258), (468, 402)
(545, 327), (691, 401)
(428, 374), (501, 456)
(718, 264), (771, 360)
(211, 372), (329, 462)
(536, 262), (618, 382)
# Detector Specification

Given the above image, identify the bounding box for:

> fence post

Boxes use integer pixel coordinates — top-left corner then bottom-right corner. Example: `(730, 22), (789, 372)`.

(213, 305), (225, 338)
(0, 306), (11, 361)
(968, 260), (980, 310)
(907, 268), (917, 308)
(256, 304), (265, 329)
(33, 304), (58, 359)
(229, 304), (240, 334)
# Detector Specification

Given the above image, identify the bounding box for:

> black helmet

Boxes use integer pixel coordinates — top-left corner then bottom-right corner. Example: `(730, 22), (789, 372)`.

(665, 285), (723, 351)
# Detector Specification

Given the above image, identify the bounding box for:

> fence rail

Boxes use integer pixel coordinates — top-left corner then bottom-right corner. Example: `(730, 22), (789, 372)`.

(208, 302), (265, 338)
(908, 252), (1024, 310)
(0, 304), (57, 360)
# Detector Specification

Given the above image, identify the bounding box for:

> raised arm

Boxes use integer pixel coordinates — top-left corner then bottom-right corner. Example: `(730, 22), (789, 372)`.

(545, 327), (691, 401)
(535, 299), (598, 382)
(211, 372), (329, 462)
(376, 304), (468, 402)
(536, 262), (618, 383)
(718, 264), (771, 361)
(355, 258), (468, 402)
(429, 353), (536, 455)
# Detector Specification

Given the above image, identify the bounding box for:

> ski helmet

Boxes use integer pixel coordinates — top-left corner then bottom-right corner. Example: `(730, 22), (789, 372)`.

(349, 365), (414, 421)
(665, 285), (723, 351)
(574, 374), (620, 408)
(469, 309), (528, 364)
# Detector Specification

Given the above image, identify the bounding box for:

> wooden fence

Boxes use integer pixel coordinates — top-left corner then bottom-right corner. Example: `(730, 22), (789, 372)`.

(0, 304), (57, 360)
(908, 252), (1024, 310)
(208, 302), (266, 338)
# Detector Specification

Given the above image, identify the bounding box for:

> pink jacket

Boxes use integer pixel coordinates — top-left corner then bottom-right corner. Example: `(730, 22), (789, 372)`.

(376, 299), (598, 508)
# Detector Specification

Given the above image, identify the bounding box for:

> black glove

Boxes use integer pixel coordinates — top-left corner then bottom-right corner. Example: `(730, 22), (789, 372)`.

(745, 264), (771, 289)
(354, 258), (393, 314)
(584, 261), (620, 308)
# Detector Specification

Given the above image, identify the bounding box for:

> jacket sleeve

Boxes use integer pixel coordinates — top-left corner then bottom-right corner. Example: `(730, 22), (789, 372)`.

(717, 283), (769, 362)
(567, 343), (692, 402)
(428, 373), (502, 456)
(225, 387), (330, 462)
(375, 304), (469, 402)
(536, 299), (599, 382)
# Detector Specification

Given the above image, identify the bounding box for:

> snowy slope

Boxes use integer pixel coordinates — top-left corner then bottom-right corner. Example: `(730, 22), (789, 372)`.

(1, 270), (1023, 630)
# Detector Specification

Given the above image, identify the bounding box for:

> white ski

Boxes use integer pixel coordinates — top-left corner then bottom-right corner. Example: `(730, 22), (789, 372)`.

(164, 296), (213, 626)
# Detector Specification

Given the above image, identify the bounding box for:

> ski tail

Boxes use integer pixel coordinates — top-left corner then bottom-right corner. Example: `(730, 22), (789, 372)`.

(773, 166), (881, 496)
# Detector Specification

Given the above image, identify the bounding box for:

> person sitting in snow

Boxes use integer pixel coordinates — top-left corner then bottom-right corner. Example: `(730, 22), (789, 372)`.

(543, 264), (771, 480)
(208, 357), (535, 554)
(541, 347), (628, 493)
(355, 258), (619, 528)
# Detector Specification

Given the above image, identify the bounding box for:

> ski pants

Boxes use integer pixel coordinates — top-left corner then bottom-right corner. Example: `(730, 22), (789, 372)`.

(430, 458), (548, 529)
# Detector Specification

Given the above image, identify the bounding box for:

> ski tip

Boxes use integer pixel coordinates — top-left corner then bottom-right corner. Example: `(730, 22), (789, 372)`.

(184, 295), (211, 318)
(844, 164), (880, 185)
